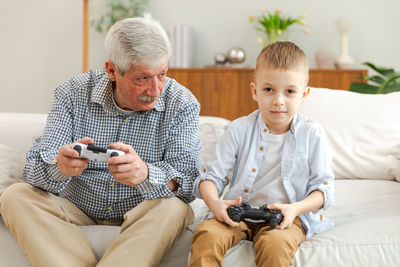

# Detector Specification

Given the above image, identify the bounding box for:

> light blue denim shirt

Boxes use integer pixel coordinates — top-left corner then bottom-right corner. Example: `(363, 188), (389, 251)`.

(193, 110), (336, 238)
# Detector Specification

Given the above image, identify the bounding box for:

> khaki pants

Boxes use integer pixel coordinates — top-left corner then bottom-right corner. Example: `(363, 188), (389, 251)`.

(0, 183), (194, 267)
(189, 217), (306, 267)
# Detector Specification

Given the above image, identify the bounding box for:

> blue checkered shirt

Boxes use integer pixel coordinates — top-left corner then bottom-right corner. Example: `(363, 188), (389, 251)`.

(24, 70), (201, 220)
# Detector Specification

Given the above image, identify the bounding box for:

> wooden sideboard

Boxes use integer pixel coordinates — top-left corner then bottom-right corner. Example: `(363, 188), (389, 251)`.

(167, 68), (367, 120)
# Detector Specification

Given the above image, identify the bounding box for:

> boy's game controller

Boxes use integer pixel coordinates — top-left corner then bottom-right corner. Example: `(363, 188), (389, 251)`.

(227, 203), (283, 229)
(73, 143), (125, 162)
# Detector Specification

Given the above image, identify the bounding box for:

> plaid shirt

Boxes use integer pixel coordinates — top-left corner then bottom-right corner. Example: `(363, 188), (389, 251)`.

(24, 70), (201, 220)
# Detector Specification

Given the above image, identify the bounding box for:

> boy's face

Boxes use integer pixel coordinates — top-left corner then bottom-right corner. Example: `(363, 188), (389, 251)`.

(250, 68), (309, 134)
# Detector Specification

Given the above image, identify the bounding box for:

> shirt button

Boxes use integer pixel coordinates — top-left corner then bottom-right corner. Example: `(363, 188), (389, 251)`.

(320, 214), (323, 221)
(323, 181), (328, 185)
(111, 183), (115, 188)
(259, 146), (264, 151)
(124, 118), (129, 123)
(202, 168), (206, 173)
(108, 206), (113, 211)
(252, 168), (256, 172)
(244, 189), (249, 193)
(263, 128), (267, 133)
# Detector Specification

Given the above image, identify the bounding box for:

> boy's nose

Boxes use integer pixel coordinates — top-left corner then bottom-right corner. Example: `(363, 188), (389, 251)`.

(273, 95), (284, 106)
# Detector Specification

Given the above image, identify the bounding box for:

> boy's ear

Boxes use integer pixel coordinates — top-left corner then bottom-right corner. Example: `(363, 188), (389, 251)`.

(105, 61), (117, 81)
(302, 87), (310, 102)
(250, 82), (258, 102)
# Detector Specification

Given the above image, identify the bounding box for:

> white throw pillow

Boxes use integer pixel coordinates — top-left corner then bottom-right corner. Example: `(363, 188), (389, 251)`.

(0, 144), (26, 195)
(199, 116), (231, 166)
(300, 88), (400, 181)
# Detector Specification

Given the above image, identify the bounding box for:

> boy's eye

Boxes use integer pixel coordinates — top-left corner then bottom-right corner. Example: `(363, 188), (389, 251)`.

(287, 89), (295, 94)
(264, 87), (273, 92)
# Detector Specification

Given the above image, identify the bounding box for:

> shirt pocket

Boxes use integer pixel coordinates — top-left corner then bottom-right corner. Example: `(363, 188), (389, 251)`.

(290, 152), (310, 192)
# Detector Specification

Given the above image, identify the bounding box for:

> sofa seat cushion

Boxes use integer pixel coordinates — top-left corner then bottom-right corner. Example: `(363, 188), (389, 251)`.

(221, 179), (400, 266)
(299, 88), (400, 181)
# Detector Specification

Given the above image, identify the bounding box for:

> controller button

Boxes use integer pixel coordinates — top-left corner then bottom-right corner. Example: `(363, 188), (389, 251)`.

(110, 152), (119, 157)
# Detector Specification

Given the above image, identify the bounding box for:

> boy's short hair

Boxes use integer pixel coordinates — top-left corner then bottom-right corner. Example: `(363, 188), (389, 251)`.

(255, 41), (309, 84)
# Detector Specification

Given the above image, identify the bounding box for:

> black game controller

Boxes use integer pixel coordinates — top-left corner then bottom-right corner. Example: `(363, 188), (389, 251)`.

(227, 203), (283, 229)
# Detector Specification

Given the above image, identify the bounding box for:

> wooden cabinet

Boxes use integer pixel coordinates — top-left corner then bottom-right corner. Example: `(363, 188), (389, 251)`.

(167, 68), (367, 120)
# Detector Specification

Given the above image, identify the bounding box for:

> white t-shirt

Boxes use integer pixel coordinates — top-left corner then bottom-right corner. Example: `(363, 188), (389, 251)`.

(249, 132), (290, 207)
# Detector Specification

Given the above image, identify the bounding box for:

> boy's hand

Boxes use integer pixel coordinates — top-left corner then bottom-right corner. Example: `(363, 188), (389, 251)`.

(209, 196), (242, 228)
(267, 203), (298, 230)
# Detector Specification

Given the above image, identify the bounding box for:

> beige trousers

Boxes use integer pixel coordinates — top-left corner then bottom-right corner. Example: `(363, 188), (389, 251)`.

(189, 217), (306, 267)
(0, 183), (194, 267)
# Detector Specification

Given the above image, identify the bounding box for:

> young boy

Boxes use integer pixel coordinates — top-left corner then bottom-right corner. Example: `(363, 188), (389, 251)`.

(189, 41), (335, 267)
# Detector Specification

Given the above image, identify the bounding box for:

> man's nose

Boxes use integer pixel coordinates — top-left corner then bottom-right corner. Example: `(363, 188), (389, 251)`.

(147, 76), (161, 96)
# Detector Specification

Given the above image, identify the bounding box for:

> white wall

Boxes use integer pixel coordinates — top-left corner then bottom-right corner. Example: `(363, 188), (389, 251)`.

(1, 0), (400, 113)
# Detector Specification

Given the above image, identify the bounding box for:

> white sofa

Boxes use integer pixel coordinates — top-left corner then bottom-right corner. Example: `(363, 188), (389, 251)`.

(1, 87), (400, 267)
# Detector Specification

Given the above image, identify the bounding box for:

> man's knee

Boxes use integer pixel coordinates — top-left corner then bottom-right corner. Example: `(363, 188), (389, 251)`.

(0, 183), (32, 217)
(1, 183), (31, 205)
(156, 197), (194, 223)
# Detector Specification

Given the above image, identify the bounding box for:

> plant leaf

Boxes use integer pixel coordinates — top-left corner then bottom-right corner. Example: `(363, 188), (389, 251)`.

(365, 75), (385, 85)
(349, 82), (379, 94)
(363, 62), (394, 77)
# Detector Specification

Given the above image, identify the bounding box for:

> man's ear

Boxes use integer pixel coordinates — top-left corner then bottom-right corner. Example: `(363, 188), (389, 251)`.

(105, 61), (117, 81)
(250, 82), (258, 102)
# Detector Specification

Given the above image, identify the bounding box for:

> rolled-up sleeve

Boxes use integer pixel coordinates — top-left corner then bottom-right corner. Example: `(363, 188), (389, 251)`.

(24, 81), (75, 194)
(306, 125), (336, 211)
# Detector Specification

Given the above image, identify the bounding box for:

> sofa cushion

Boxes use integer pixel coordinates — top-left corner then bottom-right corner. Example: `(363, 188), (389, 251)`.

(299, 88), (400, 180)
(0, 144), (26, 195)
(198, 116), (231, 166)
(0, 113), (47, 152)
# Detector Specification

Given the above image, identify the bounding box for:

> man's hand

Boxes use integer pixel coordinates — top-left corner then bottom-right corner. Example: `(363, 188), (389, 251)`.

(107, 142), (149, 186)
(208, 196), (242, 228)
(56, 137), (94, 176)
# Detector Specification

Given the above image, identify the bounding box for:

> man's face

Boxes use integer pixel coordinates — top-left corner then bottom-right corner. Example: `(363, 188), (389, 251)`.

(250, 68), (309, 134)
(106, 58), (168, 111)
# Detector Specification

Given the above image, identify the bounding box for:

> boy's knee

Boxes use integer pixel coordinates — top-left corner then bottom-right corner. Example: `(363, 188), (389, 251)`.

(192, 219), (227, 243)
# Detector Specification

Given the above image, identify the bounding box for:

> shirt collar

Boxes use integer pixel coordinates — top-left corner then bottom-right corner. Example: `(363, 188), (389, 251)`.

(256, 110), (299, 136)
(90, 72), (168, 115)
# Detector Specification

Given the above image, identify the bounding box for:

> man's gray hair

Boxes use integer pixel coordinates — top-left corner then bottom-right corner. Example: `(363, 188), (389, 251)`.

(105, 17), (171, 75)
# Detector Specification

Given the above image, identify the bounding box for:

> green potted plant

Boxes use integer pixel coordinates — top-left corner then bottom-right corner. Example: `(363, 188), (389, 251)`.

(349, 62), (400, 94)
(91, 0), (149, 33)
(249, 8), (309, 46)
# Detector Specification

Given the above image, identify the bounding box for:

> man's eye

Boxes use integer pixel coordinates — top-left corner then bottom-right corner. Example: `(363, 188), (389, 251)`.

(159, 73), (166, 78)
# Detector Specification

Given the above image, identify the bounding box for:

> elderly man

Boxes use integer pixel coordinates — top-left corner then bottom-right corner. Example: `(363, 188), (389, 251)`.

(0, 17), (201, 267)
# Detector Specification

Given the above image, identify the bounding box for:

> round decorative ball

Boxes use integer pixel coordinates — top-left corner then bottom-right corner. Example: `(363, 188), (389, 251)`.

(214, 53), (227, 65)
(226, 47), (246, 64)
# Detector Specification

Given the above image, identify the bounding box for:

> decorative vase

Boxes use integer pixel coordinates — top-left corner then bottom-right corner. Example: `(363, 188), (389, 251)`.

(334, 19), (354, 69)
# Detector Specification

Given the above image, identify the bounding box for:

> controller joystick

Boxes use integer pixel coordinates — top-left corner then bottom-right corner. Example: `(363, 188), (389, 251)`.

(73, 143), (125, 162)
(227, 203), (283, 229)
